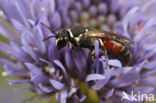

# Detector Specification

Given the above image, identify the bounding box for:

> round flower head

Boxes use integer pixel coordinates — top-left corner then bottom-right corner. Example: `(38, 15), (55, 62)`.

(0, 0), (156, 103)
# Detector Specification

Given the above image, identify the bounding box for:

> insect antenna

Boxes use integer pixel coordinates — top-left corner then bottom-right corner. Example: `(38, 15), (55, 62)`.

(41, 22), (57, 35)
(43, 35), (57, 41)
(41, 22), (58, 41)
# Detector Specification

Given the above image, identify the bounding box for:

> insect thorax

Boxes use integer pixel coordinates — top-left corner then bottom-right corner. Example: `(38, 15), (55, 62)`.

(59, 26), (88, 46)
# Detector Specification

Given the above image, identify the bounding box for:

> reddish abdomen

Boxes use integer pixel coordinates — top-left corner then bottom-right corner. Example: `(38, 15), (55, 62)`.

(102, 39), (122, 53)
(102, 39), (131, 65)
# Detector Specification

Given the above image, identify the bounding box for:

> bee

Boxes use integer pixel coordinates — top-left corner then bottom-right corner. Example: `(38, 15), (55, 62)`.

(42, 23), (133, 69)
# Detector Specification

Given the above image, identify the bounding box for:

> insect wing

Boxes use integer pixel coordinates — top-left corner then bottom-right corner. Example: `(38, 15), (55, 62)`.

(83, 30), (133, 46)
(104, 31), (133, 45)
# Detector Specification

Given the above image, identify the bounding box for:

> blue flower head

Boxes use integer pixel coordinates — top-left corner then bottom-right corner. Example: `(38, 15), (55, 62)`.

(0, 0), (156, 103)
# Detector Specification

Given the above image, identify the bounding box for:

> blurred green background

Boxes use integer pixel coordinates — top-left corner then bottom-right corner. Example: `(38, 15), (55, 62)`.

(0, 34), (53, 103)
(0, 67), (54, 103)
(0, 67), (31, 103)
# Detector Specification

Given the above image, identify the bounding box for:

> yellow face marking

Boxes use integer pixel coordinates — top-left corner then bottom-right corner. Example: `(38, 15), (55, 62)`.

(67, 29), (74, 38)
(91, 50), (95, 55)
(56, 39), (58, 45)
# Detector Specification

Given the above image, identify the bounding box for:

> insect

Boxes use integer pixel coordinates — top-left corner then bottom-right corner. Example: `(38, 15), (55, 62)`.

(41, 23), (133, 69)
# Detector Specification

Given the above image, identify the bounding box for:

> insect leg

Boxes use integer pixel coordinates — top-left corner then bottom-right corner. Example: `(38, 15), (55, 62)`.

(91, 50), (95, 56)
(68, 42), (73, 49)
(67, 42), (78, 58)
(98, 39), (109, 70)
